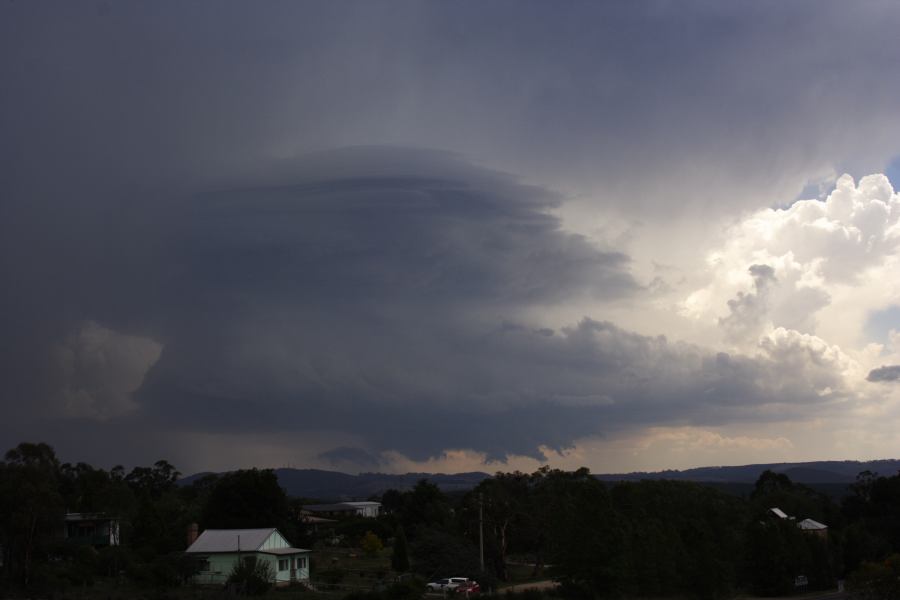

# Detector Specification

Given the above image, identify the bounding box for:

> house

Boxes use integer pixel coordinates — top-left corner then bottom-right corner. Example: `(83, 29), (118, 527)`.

(185, 528), (311, 586)
(343, 501), (381, 517)
(64, 513), (120, 547)
(302, 501), (381, 518)
(769, 507), (828, 538)
(797, 518), (828, 539)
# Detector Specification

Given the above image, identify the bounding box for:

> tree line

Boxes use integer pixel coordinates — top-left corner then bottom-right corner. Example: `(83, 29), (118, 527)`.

(3, 441), (900, 598)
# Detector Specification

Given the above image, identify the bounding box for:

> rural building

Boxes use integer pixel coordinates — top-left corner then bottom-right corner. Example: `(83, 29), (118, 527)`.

(769, 507), (828, 538)
(342, 501), (381, 517)
(303, 501), (381, 518)
(185, 528), (310, 586)
(769, 507), (790, 520)
(797, 518), (828, 539)
(63, 513), (120, 547)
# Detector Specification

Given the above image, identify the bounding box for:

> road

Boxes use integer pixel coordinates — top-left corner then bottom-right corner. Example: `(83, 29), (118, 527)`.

(498, 579), (559, 593)
(738, 591), (846, 600)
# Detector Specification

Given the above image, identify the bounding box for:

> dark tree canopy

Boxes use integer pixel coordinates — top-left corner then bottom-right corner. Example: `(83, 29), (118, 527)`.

(200, 469), (292, 538)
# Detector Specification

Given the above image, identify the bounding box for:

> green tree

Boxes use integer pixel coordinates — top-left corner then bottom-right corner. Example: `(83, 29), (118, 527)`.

(468, 471), (531, 581)
(392, 525), (410, 572)
(126, 461), (189, 557)
(201, 469), (292, 537)
(535, 468), (625, 598)
(410, 529), (480, 579)
(126, 460), (180, 499)
(397, 480), (453, 537)
(0, 442), (65, 586)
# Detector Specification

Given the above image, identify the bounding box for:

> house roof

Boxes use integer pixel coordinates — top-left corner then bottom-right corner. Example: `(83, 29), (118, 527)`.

(798, 518), (827, 530)
(343, 502), (381, 507)
(769, 507), (789, 519)
(301, 515), (336, 524)
(186, 528), (279, 553)
(303, 503), (359, 512)
(65, 512), (117, 522)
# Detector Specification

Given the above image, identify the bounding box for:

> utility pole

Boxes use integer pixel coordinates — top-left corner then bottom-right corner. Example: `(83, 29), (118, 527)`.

(478, 493), (484, 572)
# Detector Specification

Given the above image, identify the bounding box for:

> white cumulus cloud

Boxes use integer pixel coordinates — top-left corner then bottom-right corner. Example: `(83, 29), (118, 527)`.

(684, 174), (900, 358)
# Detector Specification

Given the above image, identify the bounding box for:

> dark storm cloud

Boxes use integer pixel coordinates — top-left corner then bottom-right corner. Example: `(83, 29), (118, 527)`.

(134, 309), (847, 462)
(2, 1), (898, 468)
(867, 366), (900, 383)
(122, 152), (848, 462)
(0, 144), (851, 464)
(3, 2), (900, 217)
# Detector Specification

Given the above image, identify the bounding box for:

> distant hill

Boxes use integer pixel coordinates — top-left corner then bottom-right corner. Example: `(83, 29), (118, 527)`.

(178, 468), (491, 500)
(594, 459), (900, 485)
(178, 459), (900, 500)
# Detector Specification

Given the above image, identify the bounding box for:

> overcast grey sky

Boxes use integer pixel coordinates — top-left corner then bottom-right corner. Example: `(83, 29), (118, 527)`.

(4, 1), (900, 475)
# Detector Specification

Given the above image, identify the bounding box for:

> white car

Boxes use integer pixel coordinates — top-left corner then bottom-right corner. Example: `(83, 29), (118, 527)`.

(426, 577), (470, 592)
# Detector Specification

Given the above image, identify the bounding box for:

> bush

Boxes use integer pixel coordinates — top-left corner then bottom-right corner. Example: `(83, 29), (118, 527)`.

(227, 556), (275, 596)
(847, 554), (900, 600)
(126, 552), (198, 588)
(361, 531), (384, 557)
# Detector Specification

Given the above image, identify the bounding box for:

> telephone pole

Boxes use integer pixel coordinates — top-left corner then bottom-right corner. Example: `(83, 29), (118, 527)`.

(478, 493), (484, 572)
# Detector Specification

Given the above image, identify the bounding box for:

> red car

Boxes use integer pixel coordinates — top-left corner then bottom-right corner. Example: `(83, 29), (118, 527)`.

(453, 581), (480, 596)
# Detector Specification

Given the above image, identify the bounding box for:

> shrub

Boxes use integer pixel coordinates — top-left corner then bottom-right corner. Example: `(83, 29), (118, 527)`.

(227, 556), (275, 596)
(847, 554), (900, 600)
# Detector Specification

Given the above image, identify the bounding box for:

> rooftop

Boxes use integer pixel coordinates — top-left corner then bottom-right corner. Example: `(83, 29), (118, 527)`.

(798, 518), (828, 531)
(187, 528), (274, 553)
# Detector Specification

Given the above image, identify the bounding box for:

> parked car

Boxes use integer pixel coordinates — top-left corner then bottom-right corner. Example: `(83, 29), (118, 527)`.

(453, 581), (480, 595)
(426, 577), (470, 592)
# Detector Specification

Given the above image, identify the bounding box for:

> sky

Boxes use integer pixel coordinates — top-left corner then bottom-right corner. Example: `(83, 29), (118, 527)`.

(4, 1), (900, 476)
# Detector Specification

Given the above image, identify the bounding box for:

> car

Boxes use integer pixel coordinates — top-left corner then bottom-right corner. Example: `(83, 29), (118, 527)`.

(426, 577), (470, 592)
(453, 581), (480, 596)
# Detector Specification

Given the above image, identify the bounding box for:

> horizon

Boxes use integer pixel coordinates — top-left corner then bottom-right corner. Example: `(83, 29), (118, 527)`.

(4, 2), (900, 476)
(171, 456), (900, 480)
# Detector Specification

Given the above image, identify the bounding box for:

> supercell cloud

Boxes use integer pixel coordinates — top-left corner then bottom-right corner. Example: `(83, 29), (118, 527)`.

(3, 2), (900, 472)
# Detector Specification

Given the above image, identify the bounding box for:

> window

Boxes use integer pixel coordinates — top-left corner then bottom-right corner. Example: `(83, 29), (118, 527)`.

(298, 557), (306, 569)
(278, 559), (288, 571)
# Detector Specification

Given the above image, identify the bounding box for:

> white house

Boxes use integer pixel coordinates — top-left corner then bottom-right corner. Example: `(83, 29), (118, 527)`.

(303, 501), (381, 518)
(342, 501), (382, 518)
(185, 528), (310, 586)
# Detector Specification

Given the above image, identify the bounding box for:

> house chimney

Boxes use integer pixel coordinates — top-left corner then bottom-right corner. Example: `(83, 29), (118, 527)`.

(187, 523), (199, 548)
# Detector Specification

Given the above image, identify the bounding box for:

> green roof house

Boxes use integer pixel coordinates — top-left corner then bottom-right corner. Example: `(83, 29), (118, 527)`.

(185, 528), (310, 586)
